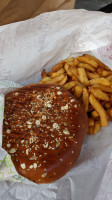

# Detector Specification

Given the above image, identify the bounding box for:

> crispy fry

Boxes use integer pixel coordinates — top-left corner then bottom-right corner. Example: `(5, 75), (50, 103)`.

(77, 56), (98, 68)
(90, 78), (110, 86)
(92, 84), (112, 93)
(59, 76), (67, 85)
(78, 68), (89, 86)
(47, 74), (65, 84)
(72, 75), (79, 81)
(41, 69), (48, 78)
(51, 68), (65, 78)
(38, 77), (52, 84)
(89, 87), (109, 101)
(83, 54), (111, 71)
(102, 70), (112, 77)
(74, 85), (83, 99)
(86, 72), (100, 79)
(93, 121), (100, 134)
(97, 68), (103, 76)
(64, 57), (74, 62)
(82, 88), (89, 111)
(89, 118), (94, 126)
(106, 75), (112, 82)
(91, 110), (99, 118)
(75, 81), (85, 88)
(64, 63), (73, 77)
(52, 63), (63, 71)
(104, 102), (111, 109)
(78, 63), (95, 72)
(89, 94), (108, 127)
(88, 126), (94, 135)
(64, 81), (76, 90)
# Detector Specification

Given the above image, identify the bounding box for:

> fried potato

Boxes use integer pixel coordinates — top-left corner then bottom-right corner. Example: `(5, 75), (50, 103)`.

(91, 110), (99, 118)
(97, 68), (103, 76)
(59, 76), (67, 85)
(106, 75), (112, 82)
(90, 78), (110, 86)
(89, 118), (94, 126)
(104, 102), (111, 109)
(72, 75), (79, 81)
(75, 81), (85, 88)
(64, 57), (74, 62)
(47, 74), (65, 83)
(77, 56), (98, 68)
(64, 81), (76, 90)
(51, 68), (65, 78)
(93, 121), (100, 134)
(86, 72), (100, 79)
(88, 126), (94, 135)
(52, 63), (63, 71)
(89, 94), (108, 127)
(83, 54), (111, 71)
(78, 63), (95, 72)
(74, 85), (83, 99)
(92, 84), (112, 93)
(102, 70), (112, 77)
(38, 77), (52, 84)
(82, 88), (89, 111)
(64, 63), (73, 77)
(78, 68), (89, 86)
(89, 87), (109, 101)
(41, 69), (48, 78)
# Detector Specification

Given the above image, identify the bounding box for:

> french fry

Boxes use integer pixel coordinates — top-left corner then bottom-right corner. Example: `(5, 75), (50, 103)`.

(78, 68), (89, 86)
(83, 54), (111, 71)
(88, 126), (94, 135)
(77, 56), (98, 68)
(86, 72), (100, 79)
(47, 74), (65, 84)
(59, 76), (67, 85)
(64, 63), (73, 77)
(38, 77), (52, 84)
(51, 68), (65, 78)
(64, 57), (74, 62)
(102, 70), (112, 77)
(89, 118), (94, 126)
(89, 94), (108, 127)
(91, 110), (99, 118)
(106, 75), (112, 82)
(78, 63), (95, 72)
(69, 66), (78, 76)
(90, 78), (110, 86)
(41, 69), (48, 78)
(89, 87), (109, 101)
(72, 75), (79, 81)
(106, 108), (112, 117)
(93, 121), (100, 134)
(92, 84), (112, 93)
(75, 81), (85, 88)
(64, 81), (76, 90)
(52, 63), (63, 71)
(97, 68), (103, 76)
(74, 85), (83, 99)
(82, 88), (89, 111)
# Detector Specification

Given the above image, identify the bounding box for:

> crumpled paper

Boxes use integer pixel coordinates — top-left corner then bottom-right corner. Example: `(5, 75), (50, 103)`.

(0, 9), (112, 200)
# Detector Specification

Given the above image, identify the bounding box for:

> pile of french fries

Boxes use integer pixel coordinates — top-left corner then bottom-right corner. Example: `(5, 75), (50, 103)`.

(38, 54), (112, 135)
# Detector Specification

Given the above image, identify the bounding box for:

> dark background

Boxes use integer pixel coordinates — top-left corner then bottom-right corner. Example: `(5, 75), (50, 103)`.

(75, 0), (112, 12)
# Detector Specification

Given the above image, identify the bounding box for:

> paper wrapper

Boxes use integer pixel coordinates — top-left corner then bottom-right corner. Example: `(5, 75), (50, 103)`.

(0, 9), (112, 200)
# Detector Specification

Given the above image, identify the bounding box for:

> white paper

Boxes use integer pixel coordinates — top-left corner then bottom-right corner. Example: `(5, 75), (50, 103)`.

(0, 9), (112, 200)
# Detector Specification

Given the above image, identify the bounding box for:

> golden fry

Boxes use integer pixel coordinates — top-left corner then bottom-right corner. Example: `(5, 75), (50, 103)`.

(52, 63), (63, 71)
(64, 57), (74, 62)
(78, 63), (95, 72)
(59, 76), (67, 85)
(75, 81), (85, 88)
(74, 85), (83, 99)
(83, 54), (111, 71)
(89, 94), (108, 127)
(102, 70), (112, 77)
(93, 121), (100, 134)
(86, 72), (100, 79)
(89, 87), (109, 101)
(64, 63), (73, 77)
(92, 84), (112, 93)
(72, 75), (79, 81)
(91, 110), (99, 118)
(51, 68), (65, 78)
(82, 88), (89, 112)
(38, 77), (52, 84)
(106, 75), (112, 82)
(47, 74), (65, 83)
(64, 81), (76, 90)
(97, 68), (103, 76)
(90, 78), (110, 86)
(88, 118), (94, 126)
(78, 68), (89, 86)
(77, 56), (98, 68)
(88, 126), (94, 135)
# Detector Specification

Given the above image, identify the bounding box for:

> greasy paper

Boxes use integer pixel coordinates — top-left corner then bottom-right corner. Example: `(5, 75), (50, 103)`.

(0, 9), (112, 200)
